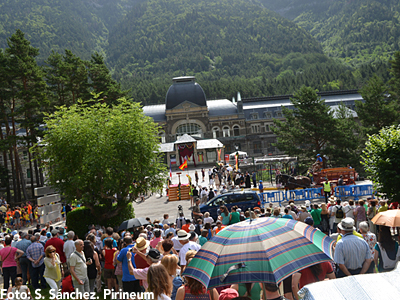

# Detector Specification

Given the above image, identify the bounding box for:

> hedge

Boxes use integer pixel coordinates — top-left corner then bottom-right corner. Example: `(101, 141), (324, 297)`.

(66, 203), (134, 239)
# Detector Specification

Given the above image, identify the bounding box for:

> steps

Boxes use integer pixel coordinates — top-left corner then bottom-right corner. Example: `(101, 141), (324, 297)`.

(169, 184), (190, 201)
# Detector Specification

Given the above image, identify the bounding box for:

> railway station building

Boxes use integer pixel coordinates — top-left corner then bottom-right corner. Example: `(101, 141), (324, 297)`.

(142, 76), (362, 167)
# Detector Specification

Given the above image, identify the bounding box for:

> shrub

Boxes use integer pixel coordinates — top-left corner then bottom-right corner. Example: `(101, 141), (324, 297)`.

(66, 203), (134, 239)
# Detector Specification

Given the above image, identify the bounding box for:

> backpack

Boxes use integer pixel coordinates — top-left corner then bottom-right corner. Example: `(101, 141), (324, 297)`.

(335, 205), (344, 219)
(14, 210), (20, 219)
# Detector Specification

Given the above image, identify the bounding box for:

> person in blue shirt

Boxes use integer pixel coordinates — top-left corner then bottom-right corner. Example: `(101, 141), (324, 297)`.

(258, 180), (264, 202)
(117, 235), (141, 294)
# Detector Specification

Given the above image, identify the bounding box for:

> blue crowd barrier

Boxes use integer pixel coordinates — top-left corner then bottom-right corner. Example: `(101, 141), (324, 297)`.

(261, 187), (325, 206)
(334, 184), (373, 200)
(261, 191), (285, 206)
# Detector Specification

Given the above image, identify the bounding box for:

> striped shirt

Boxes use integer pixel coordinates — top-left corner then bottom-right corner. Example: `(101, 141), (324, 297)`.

(334, 233), (371, 270)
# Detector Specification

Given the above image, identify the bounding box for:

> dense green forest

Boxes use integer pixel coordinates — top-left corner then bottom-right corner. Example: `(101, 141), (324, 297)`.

(0, 0), (396, 104)
(261, 0), (400, 66)
(0, 0), (142, 62)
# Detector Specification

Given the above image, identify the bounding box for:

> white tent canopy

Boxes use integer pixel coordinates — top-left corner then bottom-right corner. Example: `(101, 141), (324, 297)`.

(300, 264), (400, 300)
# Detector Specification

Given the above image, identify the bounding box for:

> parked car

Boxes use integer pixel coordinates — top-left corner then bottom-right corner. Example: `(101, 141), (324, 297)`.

(199, 190), (261, 221)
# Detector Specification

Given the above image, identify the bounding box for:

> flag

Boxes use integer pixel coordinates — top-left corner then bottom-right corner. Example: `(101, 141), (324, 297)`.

(179, 160), (188, 170)
(169, 165), (172, 178)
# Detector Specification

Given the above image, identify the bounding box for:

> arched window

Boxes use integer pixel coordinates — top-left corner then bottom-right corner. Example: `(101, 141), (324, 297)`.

(212, 127), (220, 139)
(233, 125), (240, 137)
(175, 123), (202, 138)
(222, 126), (230, 137)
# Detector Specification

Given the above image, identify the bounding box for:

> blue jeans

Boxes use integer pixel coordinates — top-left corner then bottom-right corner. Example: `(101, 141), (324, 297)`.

(30, 263), (47, 289)
(19, 257), (30, 285)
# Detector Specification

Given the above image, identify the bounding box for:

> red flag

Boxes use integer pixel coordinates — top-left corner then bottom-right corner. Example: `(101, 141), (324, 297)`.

(179, 160), (188, 170)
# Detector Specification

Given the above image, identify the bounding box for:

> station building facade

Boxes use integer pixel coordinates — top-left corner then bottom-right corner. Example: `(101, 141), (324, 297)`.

(142, 76), (362, 167)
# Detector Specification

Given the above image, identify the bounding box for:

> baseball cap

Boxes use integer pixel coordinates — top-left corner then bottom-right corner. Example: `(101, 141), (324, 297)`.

(146, 248), (161, 263)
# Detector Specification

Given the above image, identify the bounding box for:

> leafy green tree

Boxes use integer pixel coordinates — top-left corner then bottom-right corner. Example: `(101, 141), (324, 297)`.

(33, 98), (166, 221)
(362, 125), (400, 202)
(330, 103), (363, 169)
(272, 86), (337, 164)
(356, 75), (399, 135)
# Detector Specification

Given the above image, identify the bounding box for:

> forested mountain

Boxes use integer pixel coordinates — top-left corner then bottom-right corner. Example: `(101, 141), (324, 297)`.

(0, 0), (394, 103)
(0, 0), (142, 62)
(260, 0), (400, 66)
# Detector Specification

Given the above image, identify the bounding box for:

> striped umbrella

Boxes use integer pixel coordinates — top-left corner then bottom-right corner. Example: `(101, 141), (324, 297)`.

(183, 217), (334, 289)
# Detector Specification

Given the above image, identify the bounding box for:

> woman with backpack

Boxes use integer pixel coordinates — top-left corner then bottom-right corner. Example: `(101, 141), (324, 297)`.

(374, 226), (400, 273)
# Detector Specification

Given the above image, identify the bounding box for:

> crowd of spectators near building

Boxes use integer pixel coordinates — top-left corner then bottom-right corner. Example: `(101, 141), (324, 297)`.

(0, 188), (399, 299)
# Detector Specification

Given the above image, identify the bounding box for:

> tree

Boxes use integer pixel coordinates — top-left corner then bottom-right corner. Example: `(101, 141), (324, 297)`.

(0, 29), (48, 202)
(361, 125), (400, 202)
(33, 98), (166, 222)
(88, 52), (130, 105)
(272, 86), (337, 165)
(356, 75), (399, 135)
(389, 51), (400, 102)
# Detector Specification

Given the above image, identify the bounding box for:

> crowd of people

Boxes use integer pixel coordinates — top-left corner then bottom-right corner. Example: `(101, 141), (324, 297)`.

(0, 188), (399, 299)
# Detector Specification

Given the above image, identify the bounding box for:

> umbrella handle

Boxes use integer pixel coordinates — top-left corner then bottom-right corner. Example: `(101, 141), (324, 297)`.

(220, 262), (246, 282)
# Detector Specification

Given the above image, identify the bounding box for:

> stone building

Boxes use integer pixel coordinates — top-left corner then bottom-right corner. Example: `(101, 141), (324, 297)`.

(143, 76), (362, 167)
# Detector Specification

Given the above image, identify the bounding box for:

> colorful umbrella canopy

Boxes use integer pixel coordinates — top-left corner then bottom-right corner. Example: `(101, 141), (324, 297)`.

(183, 218), (334, 289)
(371, 209), (400, 227)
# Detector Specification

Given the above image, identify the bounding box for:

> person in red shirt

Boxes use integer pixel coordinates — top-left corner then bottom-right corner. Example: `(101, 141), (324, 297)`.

(45, 229), (66, 265)
(291, 261), (336, 299)
(181, 220), (191, 233)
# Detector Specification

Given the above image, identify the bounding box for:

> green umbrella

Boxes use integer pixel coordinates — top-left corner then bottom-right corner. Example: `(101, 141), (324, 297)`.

(183, 217), (334, 289)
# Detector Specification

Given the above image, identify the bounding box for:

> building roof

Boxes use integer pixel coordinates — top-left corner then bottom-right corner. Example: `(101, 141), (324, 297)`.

(242, 91), (363, 120)
(159, 143), (174, 153)
(330, 105), (358, 118)
(165, 77), (207, 110)
(207, 99), (238, 116)
(197, 139), (223, 150)
(142, 104), (166, 122)
(174, 134), (197, 144)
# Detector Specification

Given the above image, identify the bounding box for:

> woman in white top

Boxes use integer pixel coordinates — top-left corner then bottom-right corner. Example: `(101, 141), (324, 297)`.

(147, 264), (172, 300)
(7, 277), (31, 300)
(203, 212), (214, 225)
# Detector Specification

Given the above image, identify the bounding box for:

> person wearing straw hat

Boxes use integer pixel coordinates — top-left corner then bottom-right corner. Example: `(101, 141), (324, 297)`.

(297, 206), (311, 223)
(334, 218), (372, 278)
(176, 230), (200, 271)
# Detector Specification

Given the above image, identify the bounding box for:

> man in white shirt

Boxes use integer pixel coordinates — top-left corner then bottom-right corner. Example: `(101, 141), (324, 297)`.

(63, 230), (76, 266)
(177, 230), (200, 271)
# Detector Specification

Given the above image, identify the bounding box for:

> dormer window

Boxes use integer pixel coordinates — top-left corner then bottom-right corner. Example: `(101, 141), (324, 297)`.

(275, 111), (283, 118)
(264, 112), (272, 119)
(251, 113), (258, 120)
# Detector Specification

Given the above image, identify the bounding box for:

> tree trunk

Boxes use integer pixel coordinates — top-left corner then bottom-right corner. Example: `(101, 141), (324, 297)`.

(0, 127), (11, 202)
(27, 137), (35, 197)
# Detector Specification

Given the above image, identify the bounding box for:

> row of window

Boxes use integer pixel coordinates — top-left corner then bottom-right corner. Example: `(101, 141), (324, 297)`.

(159, 122), (273, 142)
(251, 111), (283, 120)
(212, 125), (240, 138)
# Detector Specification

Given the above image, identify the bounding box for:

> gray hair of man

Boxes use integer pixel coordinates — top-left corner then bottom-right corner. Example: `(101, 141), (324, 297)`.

(67, 231), (75, 240)
(358, 221), (370, 234)
(74, 239), (83, 246)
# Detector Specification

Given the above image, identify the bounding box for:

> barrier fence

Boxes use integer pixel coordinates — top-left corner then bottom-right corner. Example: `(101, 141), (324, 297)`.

(260, 184), (373, 207)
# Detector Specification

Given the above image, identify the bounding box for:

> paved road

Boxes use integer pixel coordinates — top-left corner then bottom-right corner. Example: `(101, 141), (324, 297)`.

(131, 166), (372, 221)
